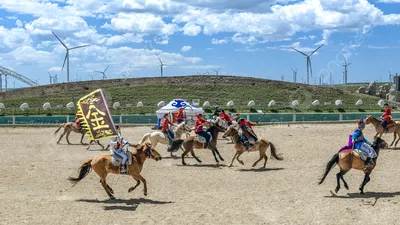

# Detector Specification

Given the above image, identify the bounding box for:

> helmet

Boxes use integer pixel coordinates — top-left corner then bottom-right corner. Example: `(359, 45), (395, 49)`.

(164, 113), (169, 117)
(357, 118), (366, 128)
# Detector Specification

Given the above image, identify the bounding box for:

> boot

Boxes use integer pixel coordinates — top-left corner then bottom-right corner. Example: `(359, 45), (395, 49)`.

(364, 157), (373, 168)
(120, 165), (127, 174)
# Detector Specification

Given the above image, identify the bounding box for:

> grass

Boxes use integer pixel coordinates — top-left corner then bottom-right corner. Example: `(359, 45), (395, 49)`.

(0, 77), (385, 115)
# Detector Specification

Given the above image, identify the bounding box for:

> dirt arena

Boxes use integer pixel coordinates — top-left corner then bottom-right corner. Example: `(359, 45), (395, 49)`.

(1, 124), (400, 225)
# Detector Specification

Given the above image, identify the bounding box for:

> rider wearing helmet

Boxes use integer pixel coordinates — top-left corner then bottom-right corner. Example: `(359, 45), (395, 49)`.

(352, 118), (376, 167)
(238, 118), (258, 149)
(109, 125), (130, 174)
(381, 103), (392, 133)
(161, 113), (175, 151)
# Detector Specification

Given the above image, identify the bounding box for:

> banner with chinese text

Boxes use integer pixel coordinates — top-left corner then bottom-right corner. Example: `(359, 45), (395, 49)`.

(76, 89), (118, 140)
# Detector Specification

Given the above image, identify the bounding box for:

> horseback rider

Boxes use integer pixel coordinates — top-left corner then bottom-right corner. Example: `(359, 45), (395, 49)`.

(238, 118), (258, 149)
(161, 113), (175, 151)
(75, 114), (83, 132)
(381, 103), (392, 133)
(195, 113), (212, 148)
(213, 106), (221, 117)
(109, 125), (130, 174)
(352, 118), (376, 167)
(219, 109), (233, 126)
(232, 113), (241, 122)
(176, 106), (186, 124)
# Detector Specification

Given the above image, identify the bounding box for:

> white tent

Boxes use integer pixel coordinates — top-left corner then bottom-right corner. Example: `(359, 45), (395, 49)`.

(156, 99), (204, 128)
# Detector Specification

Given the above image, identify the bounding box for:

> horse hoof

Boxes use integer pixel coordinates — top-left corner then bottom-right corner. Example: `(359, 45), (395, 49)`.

(128, 188), (133, 193)
(335, 188), (339, 193)
(360, 191), (364, 195)
(144, 192), (147, 196)
(344, 185), (349, 190)
(110, 196), (115, 200)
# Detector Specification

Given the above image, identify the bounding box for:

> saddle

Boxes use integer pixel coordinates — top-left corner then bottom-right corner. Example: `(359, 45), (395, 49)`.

(111, 150), (133, 174)
(197, 132), (213, 143)
(351, 149), (368, 161)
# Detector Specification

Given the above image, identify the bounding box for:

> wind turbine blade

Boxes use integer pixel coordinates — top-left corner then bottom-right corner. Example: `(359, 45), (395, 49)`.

(291, 47), (308, 57)
(62, 52), (68, 71)
(343, 55), (347, 65)
(310, 44), (324, 56)
(94, 71), (103, 73)
(104, 65), (110, 73)
(309, 59), (313, 77)
(69, 45), (90, 50)
(52, 31), (68, 49)
(155, 52), (163, 64)
(348, 63), (352, 66)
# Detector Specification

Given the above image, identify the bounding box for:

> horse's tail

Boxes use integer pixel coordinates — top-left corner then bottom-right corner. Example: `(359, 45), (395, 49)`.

(269, 142), (284, 160)
(318, 153), (339, 185)
(139, 133), (151, 144)
(68, 159), (93, 186)
(54, 123), (65, 134)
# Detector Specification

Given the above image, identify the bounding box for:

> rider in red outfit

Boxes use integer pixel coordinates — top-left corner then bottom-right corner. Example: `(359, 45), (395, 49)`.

(238, 118), (258, 149)
(382, 103), (392, 133)
(219, 109), (233, 126)
(195, 113), (211, 148)
(176, 107), (185, 124)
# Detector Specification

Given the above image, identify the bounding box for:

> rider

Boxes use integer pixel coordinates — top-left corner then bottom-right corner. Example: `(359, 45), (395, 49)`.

(232, 113), (241, 122)
(352, 118), (376, 167)
(109, 125), (130, 174)
(195, 113), (211, 148)
(238, 118), (258, 149)
(75, 113), (83, 131)
(176, 106), (186, 124)
(213, 106), (221, 117)
(219, 109), (233, 126)
(381, 103), (392, 133)
(161, 113), (175, 151)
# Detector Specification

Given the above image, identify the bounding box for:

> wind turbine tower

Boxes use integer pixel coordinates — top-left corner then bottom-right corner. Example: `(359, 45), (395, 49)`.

(343, 56), (352, 85)
(95, 65), (110, 80)
(213, 67), (221, 75)
(291, 68), (298, 83)
(291, 44), (324, 85)
(52, 31), (90, 83)
(156, 52), (169, 77)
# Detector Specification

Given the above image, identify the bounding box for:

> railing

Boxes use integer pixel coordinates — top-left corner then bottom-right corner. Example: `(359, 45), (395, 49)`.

(0, 112), (397, 126)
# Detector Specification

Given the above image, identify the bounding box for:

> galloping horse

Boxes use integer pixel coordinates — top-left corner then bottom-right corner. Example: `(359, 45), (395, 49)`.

(54, 122), (105, 149)
(365, 115), (400, 147)
(139, 122), (192, 157)
(319, 137), (387, 194)
(222, 125), (283, 168)
(181, 122), (226, 165)
(68, 142), (161, 199)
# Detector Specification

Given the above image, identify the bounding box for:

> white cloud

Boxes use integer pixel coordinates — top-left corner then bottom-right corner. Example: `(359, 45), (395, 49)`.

(267, 41), (323, 54)
(211, 38), (229, 44)
(105, 33), (144, 46)
(15, 20), (23, 28)
(48, 67), (62, 71)
(0, 26), (31, 52)
(378, 0), (400, 3)
(183, 22), (202, 36)
(181, 45), (192, 52)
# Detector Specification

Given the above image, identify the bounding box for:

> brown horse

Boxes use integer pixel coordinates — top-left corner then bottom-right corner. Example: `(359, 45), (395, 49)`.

(54, 122), (104, 149)
(181, 122), (226, 165)
(365, 115), (400, 147)
(68, 142), (161, 199)
(222, 125), (283, 168)
(318, 137), (387, 194)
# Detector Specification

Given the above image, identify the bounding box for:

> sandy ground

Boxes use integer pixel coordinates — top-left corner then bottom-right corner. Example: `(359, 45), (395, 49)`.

(1, 124), (400, 225)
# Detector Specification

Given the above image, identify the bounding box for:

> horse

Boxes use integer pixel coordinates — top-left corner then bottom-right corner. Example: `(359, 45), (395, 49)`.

(68, 142), (161, 199)
(318, 137), (388, 194)
(365, 115), (400, 147)
(139, 122), (192, 157)
(222, 125), (283, 168)
(181, 122), (226, 165)
(54, 122), (105, 149)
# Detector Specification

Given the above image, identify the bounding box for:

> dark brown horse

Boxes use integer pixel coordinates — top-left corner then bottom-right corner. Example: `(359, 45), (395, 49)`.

(181, 122), (226, 165)
(319, 137), (387, 194)
(68, 142), (161, 199)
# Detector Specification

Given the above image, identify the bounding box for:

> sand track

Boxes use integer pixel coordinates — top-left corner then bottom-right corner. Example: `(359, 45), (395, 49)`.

(1, 124), (400, 225)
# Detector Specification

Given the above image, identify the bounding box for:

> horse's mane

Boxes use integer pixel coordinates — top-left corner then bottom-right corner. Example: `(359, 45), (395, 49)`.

(135, 142), (151, 152)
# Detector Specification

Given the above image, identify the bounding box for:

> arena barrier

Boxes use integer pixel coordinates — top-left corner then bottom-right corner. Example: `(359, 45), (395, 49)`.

(0, 112), (398, 126)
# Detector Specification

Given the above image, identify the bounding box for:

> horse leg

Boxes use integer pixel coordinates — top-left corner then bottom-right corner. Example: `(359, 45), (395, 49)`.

(66, 131), (72, 145)
(335, 170), (346, 193)
(100, 177), (114, 199)
(209, 146), (219, 163)
(390, 132), (397, 147)
(340, 171), (349, 190)
(128, 178), (141, 193)
(190, 150), (202, 163)
(229, 152), (238, 167)
(181, 149), (190, 166)
(132, 174), (147, 196)
(57, 130), (67, 144)
(106, 183), (114, 195)
(262, 154), (269, 168)
(97, 141), (105, 151)
(252, 151), (264, 168)
(236, 151), (245, 165)
(80, 133), (85, 145)
(359, 173), (371, 194)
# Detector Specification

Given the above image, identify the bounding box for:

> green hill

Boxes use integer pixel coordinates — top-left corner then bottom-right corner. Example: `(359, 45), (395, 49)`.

(0, 75), (383, 115)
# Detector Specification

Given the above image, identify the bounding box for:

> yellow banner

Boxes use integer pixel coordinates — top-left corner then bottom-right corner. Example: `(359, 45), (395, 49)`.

(76, 89), (118, 140)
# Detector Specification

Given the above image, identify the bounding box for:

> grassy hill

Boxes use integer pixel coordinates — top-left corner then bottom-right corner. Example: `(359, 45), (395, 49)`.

(0, 75), (383, 115)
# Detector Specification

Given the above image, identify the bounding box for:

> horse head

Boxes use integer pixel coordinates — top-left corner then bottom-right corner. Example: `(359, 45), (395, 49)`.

(372, 137), (387, 155)
(136, 142), (162, 161)
(365, 115), (372, 124)
(177, 122), (192, 133)
(222, 125), (237, 138)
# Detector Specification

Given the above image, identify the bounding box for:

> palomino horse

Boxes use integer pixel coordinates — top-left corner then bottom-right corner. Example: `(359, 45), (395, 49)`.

(68, 142), (161, 199)
(365, 115), (400, 147)
(181, 122), (226, 165)
(139, 122), (192, 157)
(318, 137), (387, 194)
(54, 122), (105, 149)
(222, 125), (283, 168)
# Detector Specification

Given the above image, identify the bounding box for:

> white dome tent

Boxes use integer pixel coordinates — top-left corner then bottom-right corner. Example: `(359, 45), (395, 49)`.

(66, 102), (75, 109)
(203, 101), (210, 107)
(356, 100), (363, 106)
(292, 100), (299, 107)
(20, 103), (29, 110)
(248, 100), (255, 107)
(43, 102), (51, 109)
(156, 99), (204, 128)
(113, 102), (120, 109)
(157, 101), (166, 108)
(335, 100), (343, 106)
(378, 100), (385, 108)
(137, 101), (144, 107)
(312, 100), (320, 106)
(268, 100), (276, 107)
(0, 103), (5, 109)
(227, 101), (234, 107)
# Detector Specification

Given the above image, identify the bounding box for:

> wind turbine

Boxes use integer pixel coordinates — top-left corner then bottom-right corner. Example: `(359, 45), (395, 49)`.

(213, 67), (221, 75)
(291, 44), (324, 85)
(95, 65), (110, 80)
(389, 70), (394, 82)
(52, 31), (90, 83)
(291, 68), (298, 83)
(156, 52), (169, 77)
(88, 74), (97, 81)
(343, 56), (352, 85)
(48, 72), (53, 84)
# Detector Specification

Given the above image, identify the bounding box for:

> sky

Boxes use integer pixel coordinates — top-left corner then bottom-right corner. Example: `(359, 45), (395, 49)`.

(1, 0), (400, 88)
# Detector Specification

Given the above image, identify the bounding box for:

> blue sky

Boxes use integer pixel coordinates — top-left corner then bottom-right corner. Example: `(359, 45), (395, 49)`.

(1, 0), (400, 88)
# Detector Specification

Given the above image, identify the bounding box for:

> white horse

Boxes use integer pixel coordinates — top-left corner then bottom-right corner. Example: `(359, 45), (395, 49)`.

(140, 122), (192, 157)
